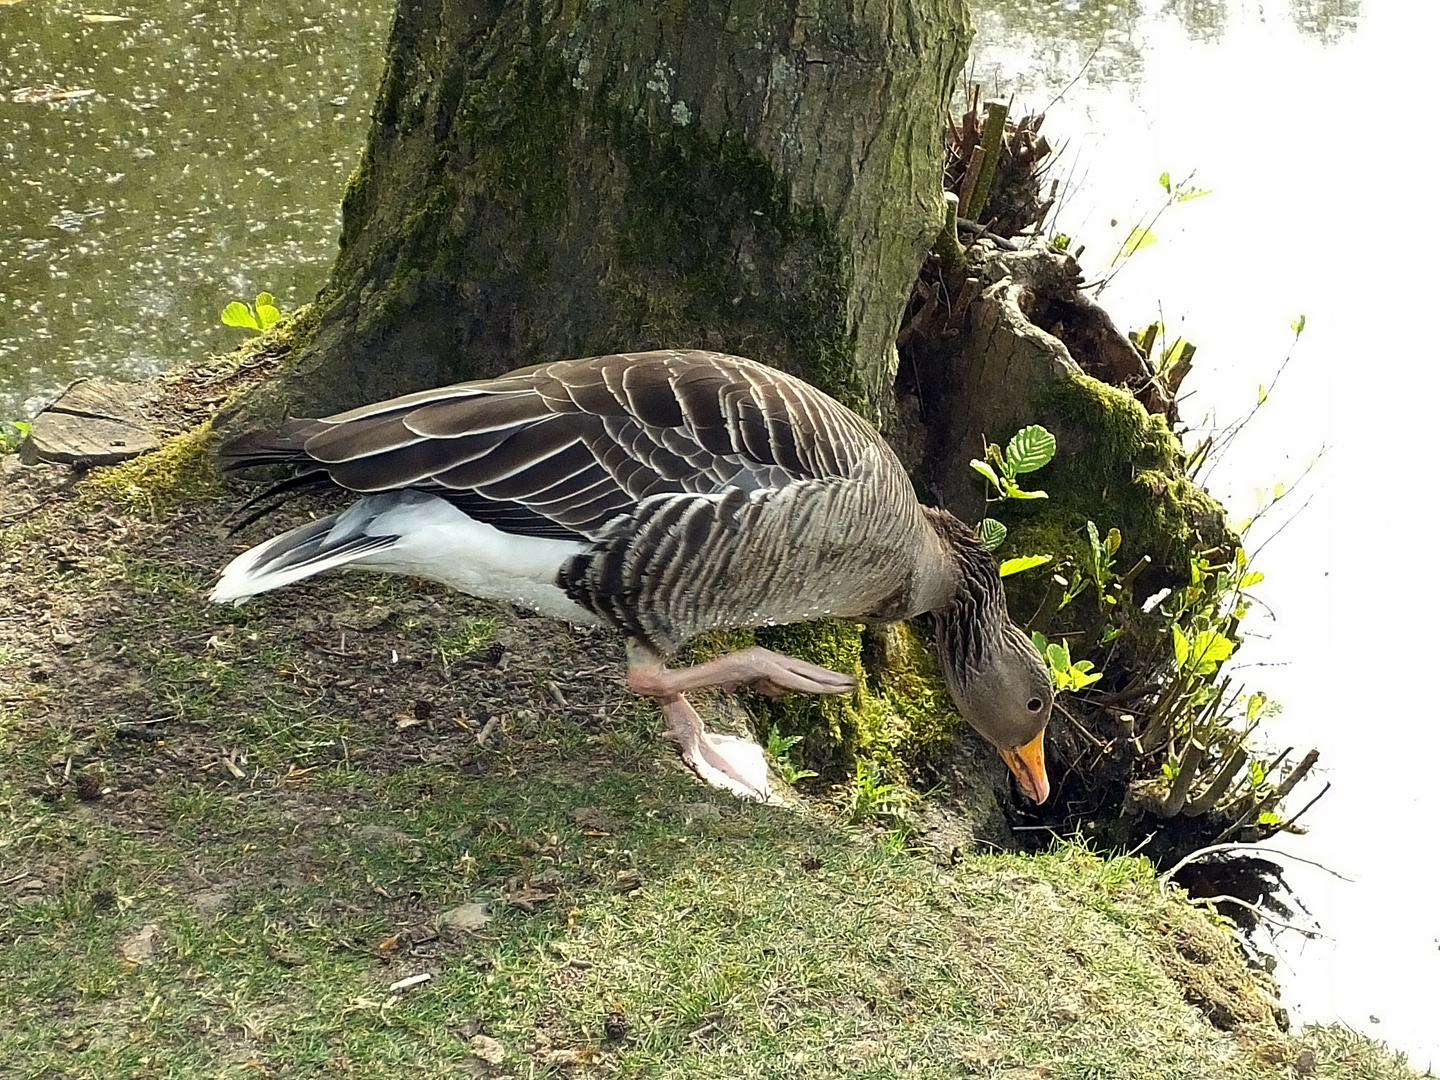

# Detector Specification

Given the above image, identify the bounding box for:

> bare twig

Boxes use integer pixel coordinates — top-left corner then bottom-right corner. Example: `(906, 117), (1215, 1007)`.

(966, 102), (1009, 219)
(1186, 894), (1324, 938)
(1158, 842), (1353, 886)
(1158, 738), (1205, 818)
(953, 146), (986, 224)
(1042, 38), (1105, 115)
(475, 715), (502, 747)
(1271, 747), (1319, 802)
(1053, 700), (1105, 749)
(1183, 743), (1250, 817)
(1276, 780), (1331, 833)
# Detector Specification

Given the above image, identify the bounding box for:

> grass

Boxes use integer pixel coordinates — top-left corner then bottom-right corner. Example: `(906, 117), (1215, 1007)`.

(432, 616), (499, 668)
(4, 763), (1422, 1079)
(0, 458), (1429, 1080)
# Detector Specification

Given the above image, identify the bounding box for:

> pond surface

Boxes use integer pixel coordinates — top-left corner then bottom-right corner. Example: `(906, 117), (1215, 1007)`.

(0, 0), (391, 418)
(968, 0), (1437, 1069)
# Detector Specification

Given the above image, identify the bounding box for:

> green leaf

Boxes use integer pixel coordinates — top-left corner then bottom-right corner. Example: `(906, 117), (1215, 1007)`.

(255, 291), (275, 308)
(256, 303), (281, 329)
(1237, 571), (1264, 589)
(1051, 233), (1071, 252)
(970, 459), (1003, 493)
(1045, 642), (1069, 674)
(1246, 692), (1268, 722)
(1069, 664), (1103, 690)
(1188, 630), (1235, 674)
(1087, 521), (1104, 566)
(1257, 811), (1282, 826)
(221, 302), (260, 330)
(766, 729), (803, 756)
(1291, 314), (1306, 336)
(1175, 186), (1213, 202)
(976, 518), (1007, 551)
(1131, 321), (1161, 357)
(1104, 527), (1122, 556)
(999, 554), (1052, 577)
(1112, 226), (1158, 265)
(1160, 337), (1191, 370)
(1005, 425), (1057, 474)
(1257, 384), (1268, 405)
(0, 419), (32, 453)
(1158, 171), (1171, 193)
(1002, 486), (1048, 501)
(1171, 625), (1190, 669)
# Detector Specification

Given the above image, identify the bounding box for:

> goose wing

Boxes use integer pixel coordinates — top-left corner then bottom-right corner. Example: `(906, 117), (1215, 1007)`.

(221, 350), (887, 542)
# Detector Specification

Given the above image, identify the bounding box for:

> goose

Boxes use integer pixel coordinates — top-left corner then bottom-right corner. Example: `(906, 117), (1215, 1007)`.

(211, 350), (1052, 804)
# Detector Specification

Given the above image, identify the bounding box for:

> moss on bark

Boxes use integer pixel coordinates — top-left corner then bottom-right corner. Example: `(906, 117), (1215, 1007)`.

(745, 620), (961, 776)
(996, 372), (1231, 622)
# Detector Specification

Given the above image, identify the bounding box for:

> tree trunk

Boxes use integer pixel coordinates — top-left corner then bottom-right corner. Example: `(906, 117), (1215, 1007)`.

(221, 0), (972, 432)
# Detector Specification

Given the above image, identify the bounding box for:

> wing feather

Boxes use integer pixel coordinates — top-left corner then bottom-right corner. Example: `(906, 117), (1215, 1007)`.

(220, 351), (892, 548)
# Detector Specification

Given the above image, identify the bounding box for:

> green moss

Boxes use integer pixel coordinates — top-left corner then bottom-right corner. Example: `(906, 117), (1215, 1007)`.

(80, 423), (222, 519)
(996, 373), (1232, 621)
(749, 619), (960, 771)
(336, 151), (374, 257)
(679, 627), (758, 664)
(427, 45), (862, 405)
(207, 304), (328, 440)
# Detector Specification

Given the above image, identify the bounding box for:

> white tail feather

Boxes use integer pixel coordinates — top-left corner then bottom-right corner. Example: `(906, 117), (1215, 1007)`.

(210, 490), (596, 624)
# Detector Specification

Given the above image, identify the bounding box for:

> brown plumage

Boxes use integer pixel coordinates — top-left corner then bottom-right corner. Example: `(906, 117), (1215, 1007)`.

(212, 350), (1052, 802)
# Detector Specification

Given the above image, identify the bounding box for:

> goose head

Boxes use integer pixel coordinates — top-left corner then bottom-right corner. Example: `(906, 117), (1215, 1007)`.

(933, 612), (1053, 803)
(921, 508), (1054, 803)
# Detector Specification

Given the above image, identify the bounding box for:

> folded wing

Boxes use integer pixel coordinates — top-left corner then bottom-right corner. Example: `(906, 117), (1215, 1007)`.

(219, 350), (881, 543)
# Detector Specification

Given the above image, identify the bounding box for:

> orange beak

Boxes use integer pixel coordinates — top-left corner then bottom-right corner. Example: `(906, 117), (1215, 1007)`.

(1000, 731), (1050, 804)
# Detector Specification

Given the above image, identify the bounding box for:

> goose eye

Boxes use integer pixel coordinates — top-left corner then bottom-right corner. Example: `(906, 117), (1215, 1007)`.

(1026, 697), (1044, 712)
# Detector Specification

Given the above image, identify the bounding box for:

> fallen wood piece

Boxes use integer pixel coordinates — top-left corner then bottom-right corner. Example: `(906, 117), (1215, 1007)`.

(19, 379), (160, 465)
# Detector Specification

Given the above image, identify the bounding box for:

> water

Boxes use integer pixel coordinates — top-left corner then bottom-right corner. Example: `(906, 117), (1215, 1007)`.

(0, 0), (391, 418)
(969, 0), (1438, 1068)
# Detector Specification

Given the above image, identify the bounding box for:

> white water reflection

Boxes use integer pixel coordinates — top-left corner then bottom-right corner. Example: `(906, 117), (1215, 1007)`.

(0, 0), (392, 418)
(971, 0), (1436, 1069)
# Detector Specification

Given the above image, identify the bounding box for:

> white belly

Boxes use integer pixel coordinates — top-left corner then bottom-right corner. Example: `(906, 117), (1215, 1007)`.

(348, 494), (599, 624)
(213, 489), (601, 626)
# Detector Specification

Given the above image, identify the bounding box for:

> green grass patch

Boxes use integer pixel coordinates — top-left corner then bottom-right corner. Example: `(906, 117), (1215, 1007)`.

(431, 616), (498, 665)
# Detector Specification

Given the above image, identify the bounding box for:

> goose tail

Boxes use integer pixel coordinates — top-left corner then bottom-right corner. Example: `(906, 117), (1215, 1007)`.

(210, 499), (402, 604)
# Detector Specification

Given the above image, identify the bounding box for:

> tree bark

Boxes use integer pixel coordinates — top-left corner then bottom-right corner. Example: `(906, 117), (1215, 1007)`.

(221, 0), (972, 431)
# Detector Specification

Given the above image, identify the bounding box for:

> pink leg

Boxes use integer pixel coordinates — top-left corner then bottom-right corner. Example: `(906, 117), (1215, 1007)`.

(627, 646), (857, 698)
(657, 693), (777, 803)
(623, 644), (851, 802)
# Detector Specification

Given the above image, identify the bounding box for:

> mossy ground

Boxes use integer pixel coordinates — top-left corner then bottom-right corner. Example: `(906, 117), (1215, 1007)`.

(0, 388), (1427, 1079)
(748, 621), (960, 778)
(79, 423), (222, 519)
